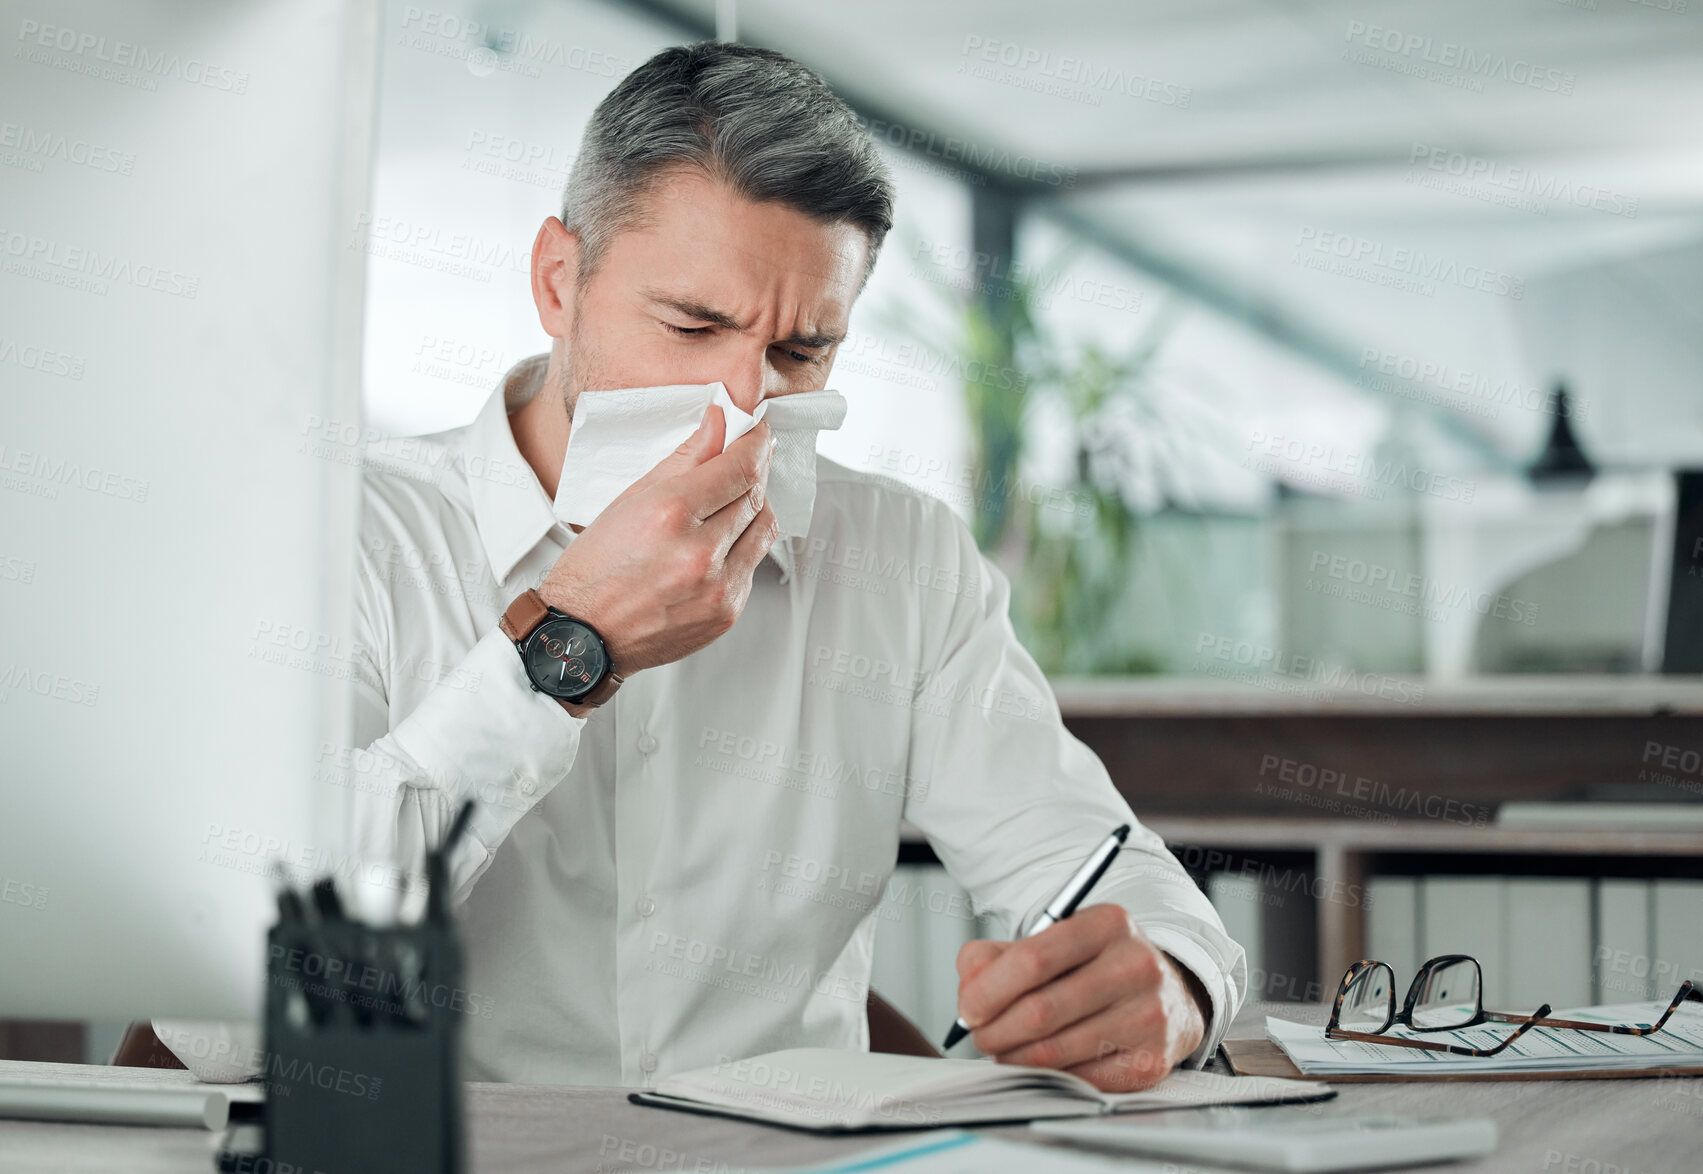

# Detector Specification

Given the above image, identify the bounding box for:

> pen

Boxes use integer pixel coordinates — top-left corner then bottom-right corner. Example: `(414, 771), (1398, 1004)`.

(941, 823), (1130, 1051)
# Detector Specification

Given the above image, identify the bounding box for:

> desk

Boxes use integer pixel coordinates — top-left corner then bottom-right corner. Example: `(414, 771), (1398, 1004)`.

(3, 1001), (1697, 1173)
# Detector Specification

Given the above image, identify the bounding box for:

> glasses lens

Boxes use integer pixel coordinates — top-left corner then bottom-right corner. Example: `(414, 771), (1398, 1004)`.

(1411, 958), (1482, 1029)
(1339, 962), (1395, 1033)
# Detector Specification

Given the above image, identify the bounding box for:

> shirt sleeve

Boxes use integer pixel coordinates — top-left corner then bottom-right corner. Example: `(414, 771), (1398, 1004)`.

(900, 503), (1247, 1068)
(341, 520), (586, 907)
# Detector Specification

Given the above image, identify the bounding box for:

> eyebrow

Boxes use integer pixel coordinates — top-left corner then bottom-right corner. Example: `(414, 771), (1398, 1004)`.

(645, 290), (844, 350)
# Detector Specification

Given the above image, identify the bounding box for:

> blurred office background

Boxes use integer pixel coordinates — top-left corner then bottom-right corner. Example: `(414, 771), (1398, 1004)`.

(350, 0), (1703, 1050)
(6, 0), (1701, 1062)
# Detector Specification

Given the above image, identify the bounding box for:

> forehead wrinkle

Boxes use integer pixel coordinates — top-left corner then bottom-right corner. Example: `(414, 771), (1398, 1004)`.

(726, 227), (863, 286)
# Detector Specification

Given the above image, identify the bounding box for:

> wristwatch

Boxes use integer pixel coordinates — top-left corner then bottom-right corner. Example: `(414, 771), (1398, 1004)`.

(499, 589), (623, 707)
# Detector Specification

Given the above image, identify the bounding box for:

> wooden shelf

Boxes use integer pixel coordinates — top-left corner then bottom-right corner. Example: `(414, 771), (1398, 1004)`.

(1050, 675), (1703, 717)
(898, 814), (1703, 1007)
(905, 684), (1703, 1015)
(1143, 817), (1703, 856)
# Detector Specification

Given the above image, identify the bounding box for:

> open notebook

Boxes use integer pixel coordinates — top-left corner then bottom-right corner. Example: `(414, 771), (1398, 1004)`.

(629, 1048), (1331, 1132)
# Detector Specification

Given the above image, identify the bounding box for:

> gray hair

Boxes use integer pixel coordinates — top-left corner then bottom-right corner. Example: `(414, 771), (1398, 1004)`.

(562, 42), (894, 286)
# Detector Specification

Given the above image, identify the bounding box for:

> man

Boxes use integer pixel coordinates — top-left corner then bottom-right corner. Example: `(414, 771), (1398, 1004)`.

(349, 42), (1245, 1090)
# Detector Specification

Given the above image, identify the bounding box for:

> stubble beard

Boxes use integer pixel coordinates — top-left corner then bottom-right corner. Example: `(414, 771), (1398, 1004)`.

(557, 294), (608, 426)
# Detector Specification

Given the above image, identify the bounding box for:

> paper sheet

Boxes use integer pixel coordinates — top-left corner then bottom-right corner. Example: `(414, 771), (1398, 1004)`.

(1268, 999), (1703, 1075)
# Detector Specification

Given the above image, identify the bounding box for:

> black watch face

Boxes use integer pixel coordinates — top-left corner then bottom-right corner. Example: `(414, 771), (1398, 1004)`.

(521, 616), (607, 700)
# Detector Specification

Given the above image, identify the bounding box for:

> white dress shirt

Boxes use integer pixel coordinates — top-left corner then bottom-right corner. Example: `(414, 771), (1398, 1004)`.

(343, 355), (1247, 1086)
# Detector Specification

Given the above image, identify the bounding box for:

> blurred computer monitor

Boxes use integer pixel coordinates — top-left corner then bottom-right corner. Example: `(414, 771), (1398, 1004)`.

(0, 0), (376, 1021)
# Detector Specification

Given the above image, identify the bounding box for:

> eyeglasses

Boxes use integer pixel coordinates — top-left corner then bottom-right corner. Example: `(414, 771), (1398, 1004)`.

(1327, 956), (1703, 1058)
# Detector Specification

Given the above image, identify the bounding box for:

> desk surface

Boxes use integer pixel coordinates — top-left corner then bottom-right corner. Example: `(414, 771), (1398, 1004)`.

(4, 1001), (1698, 1173)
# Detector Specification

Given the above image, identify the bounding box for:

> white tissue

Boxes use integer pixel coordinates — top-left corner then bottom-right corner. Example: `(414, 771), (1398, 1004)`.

(554, 383), (846, 540)
(151, 1020), (264, 1082)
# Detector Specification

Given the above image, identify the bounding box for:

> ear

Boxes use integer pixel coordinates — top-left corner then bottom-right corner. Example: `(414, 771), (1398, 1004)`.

(532, 217), (581, 339)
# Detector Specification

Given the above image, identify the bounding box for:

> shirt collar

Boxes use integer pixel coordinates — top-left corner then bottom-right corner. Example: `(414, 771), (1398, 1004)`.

(465, 355), (559, 588)
(465, 355), (794, 588)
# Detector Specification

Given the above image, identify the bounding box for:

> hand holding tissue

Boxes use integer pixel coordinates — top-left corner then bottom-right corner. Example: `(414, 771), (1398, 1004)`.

(553, 383), (847, 540)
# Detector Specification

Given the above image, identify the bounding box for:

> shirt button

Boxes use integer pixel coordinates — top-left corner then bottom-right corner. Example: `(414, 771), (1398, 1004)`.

(640, 1051), (658, 1074)
(636, 896), (656, 918)
(637, 732), (659, 755)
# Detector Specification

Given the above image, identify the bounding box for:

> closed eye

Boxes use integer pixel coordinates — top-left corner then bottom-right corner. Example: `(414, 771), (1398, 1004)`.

(664, 320), (826, 367)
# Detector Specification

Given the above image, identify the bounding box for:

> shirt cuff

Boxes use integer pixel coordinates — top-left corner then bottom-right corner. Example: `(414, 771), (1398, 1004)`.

(1143, 927), (1244, 1069)
(385, 628), (585, 884)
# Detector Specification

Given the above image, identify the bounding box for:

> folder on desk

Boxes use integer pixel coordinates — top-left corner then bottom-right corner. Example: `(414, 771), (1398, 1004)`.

(1225, 1000), (1703, 1083)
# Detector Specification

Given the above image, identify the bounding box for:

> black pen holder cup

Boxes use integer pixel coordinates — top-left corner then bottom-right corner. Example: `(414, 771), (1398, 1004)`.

(255, 915), (466, 1174)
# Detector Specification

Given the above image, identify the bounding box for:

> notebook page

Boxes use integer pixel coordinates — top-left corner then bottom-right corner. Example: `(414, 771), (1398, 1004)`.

(654, 1049), (1100, 1128)
(1099, 1069), (1332, 1113)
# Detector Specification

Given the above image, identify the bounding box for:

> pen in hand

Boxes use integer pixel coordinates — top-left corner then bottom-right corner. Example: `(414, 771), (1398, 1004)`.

(941, 823), (1130, 1051)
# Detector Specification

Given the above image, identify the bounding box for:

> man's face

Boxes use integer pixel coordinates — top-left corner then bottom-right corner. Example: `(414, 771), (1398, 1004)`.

(534, 167), (870, 417)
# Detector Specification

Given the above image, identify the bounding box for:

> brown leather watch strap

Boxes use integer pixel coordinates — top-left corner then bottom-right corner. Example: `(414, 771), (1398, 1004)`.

(499, 588), (552, 643)
(500, 588), (624, 708)
(572, 666), (625, 709)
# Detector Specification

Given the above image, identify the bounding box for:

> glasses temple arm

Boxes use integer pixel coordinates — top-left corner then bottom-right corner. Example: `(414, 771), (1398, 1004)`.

(1460, 1003), (1551, 1057)
(1483, 982), (1700, 1035)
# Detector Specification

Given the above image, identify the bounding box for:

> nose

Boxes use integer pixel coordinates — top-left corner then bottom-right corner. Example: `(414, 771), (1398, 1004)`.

(719, 345), (769, 416)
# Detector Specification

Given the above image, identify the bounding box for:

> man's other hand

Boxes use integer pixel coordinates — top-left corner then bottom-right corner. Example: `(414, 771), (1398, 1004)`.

(953, 903), (1210, 1091)
(539, 404), (778, 675)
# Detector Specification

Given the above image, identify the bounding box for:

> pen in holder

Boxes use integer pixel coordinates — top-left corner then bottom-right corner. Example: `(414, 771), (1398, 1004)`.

(220, 802), (476, 1174)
